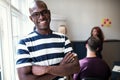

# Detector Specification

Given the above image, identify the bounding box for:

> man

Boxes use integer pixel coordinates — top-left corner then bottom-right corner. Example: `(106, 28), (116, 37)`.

(73, 37), (111, 80)
(16, 0), (80, 80)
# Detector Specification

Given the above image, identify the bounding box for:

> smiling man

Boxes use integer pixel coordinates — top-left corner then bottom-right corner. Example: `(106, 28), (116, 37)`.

(16, 0), (80, 80)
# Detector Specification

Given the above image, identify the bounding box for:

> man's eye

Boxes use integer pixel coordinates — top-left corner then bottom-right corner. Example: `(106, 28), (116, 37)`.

(34, 13), (39, 16)
(42, 10), (48, 14)
(32, 13), (39, 17)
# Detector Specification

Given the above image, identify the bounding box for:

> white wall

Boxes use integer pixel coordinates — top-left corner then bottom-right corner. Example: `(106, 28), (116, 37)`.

(44, 0), (120, 41)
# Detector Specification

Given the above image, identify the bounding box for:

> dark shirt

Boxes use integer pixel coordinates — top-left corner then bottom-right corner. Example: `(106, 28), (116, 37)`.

(73, 57), (111, 80)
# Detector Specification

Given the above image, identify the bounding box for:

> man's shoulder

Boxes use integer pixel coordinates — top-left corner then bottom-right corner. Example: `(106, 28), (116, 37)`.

(19, 31), (37, 41)
(53, 31), (65, 36)
(80, 57), (98, 64)
(52, 31), (67, 38)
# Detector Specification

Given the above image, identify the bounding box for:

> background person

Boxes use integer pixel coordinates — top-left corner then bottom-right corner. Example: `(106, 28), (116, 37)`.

(87, 26), (104, 59)
(58, 25), (67, 35)
(74, 36), (111, 80)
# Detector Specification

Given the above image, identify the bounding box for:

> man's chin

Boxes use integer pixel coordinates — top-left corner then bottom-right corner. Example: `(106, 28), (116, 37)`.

(39, 27), (48, 30)
(36, 24), (49, 30)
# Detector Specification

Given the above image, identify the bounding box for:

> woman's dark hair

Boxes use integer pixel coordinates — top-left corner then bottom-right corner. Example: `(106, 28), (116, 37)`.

(91, 26), (104, 42)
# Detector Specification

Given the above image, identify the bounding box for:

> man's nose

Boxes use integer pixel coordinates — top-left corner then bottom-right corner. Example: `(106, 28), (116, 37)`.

(38, 13), (45, 19)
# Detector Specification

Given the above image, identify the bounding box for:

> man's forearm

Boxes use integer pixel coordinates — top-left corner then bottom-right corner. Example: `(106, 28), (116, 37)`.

(37, 74), (56, 80)
(32, 61), (80, 77)
(20, 73), (56, 80)
(47, 61), (80, 76)
(46, 55), (80, 76)
(32, 53), (80, 77)
(17, 66), (56, 80)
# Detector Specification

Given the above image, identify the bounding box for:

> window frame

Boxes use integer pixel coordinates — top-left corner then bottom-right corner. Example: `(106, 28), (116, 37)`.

(0, 0), (33, 80)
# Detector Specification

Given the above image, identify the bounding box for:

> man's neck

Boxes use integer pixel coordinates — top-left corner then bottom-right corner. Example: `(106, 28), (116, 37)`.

(36, 29), (51, 35)
(86, 49), (97, 58)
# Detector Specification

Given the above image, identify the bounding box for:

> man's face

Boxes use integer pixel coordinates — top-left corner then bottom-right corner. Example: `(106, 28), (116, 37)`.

(30, 6), (51, 30)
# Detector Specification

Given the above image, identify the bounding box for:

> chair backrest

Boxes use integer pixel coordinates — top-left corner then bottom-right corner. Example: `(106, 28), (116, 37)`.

(81, 77), (106, 80)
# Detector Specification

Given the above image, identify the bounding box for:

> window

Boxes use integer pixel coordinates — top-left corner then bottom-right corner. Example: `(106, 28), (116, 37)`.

(0, 0), (34, 80)
(0, 0), (13, 80)
(11, 0), (19, 9)
(11, 0), (34, 79)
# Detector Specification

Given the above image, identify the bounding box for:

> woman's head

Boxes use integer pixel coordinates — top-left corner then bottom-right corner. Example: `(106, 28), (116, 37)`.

(91, 26), (104, 41)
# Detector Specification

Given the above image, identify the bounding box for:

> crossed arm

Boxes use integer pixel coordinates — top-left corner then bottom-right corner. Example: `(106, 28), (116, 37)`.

(17, 53), (80, 80)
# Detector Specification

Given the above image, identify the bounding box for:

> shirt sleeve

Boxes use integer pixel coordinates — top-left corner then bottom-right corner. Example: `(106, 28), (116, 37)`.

(64, 36), (73, 54)
(16, 39), (32, 68)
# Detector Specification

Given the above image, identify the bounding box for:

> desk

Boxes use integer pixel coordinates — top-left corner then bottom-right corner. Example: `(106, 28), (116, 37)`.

(111, 62), (120, 80)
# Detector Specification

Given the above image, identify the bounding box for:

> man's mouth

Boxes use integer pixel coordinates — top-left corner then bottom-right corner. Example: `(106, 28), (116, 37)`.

(40, 20), (47, 24)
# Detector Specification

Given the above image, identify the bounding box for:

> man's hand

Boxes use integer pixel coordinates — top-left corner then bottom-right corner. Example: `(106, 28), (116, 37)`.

(60, 52), (77, 65)
(32, 65), (48, 76)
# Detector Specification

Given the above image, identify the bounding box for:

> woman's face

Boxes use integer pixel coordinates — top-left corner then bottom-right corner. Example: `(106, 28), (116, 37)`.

(92, 29), (98, 37)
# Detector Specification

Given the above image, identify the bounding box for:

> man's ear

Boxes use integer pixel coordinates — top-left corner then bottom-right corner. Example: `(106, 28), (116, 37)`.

(86, 44), (88, 48)
(48, 10), (51, 16)
(47, 10), (50, 13)
(29, 16), (33, 21)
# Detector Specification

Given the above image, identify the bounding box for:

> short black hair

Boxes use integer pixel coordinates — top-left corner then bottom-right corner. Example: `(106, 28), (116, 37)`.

(87, 36), (101, 52)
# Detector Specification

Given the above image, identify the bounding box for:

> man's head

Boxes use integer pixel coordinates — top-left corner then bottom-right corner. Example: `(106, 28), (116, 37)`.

(87, 36), (101, 52)
(58, 25), (67, 34)
(29, 0), (51, 31)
